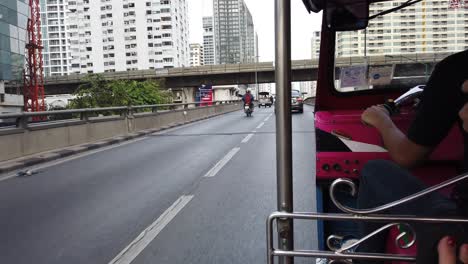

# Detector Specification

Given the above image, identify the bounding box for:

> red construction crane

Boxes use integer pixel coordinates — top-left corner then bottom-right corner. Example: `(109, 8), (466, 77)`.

(23, 0), (46, 115)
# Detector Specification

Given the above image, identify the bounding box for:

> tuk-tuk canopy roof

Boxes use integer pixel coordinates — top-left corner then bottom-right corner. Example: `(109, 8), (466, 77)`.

(302, 0), (391, 13)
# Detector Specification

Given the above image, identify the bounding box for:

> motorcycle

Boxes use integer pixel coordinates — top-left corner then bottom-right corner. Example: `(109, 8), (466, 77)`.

(244, 103), (253, 117)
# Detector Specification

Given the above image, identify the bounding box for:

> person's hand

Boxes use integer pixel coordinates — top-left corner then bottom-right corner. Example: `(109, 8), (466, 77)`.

(361, 105), (392, 130)
(438, 236), (468, 264)
(459, 81), (468, 132)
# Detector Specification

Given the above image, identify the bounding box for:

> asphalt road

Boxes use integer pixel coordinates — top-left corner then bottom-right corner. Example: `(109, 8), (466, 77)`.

(0, 105), (317, 264)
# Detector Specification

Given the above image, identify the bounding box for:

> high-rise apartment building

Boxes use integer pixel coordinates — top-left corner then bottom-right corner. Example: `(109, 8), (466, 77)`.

(190, 43), (204, 66)
(213, 0), (257, 64)
(203, 16), (216, 65)
(310, 2), (468, 58)
(66, 0), (189, 74)
(40, 0), (70, 76)
(311, 31), (321, 59)
(297, 81), (316, 97)
(336, 0), (468, 57)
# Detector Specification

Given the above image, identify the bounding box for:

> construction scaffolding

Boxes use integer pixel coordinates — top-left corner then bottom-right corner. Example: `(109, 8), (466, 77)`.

(23, 0), (46, 115)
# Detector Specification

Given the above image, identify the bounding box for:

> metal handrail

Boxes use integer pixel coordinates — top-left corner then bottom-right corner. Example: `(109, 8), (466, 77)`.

(0, 100), (240, 119)
(267, 173), (468, 264)
(0, 106), (128, 119)
(330, 172), (468, 215)
(267, 212), (468, 264)
(327, 223), (416, 253)
(0, 100), (240, 130)
(271, 249), (415, 262)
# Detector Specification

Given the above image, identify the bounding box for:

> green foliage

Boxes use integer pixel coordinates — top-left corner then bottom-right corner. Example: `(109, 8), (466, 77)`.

(70, 74), (172, 109)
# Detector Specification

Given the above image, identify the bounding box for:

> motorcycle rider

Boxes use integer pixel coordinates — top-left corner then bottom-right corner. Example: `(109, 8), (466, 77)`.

(242, 89), (255, 110)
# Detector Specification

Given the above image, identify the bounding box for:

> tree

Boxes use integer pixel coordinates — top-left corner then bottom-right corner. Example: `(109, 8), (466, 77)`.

(70, 74), (111, 109)
(70, 74), (172, 109)
(107, 80), (172, 106)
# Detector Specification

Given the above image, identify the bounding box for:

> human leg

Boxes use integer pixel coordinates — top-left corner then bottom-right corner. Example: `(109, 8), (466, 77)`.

(356, 160), (458, 263)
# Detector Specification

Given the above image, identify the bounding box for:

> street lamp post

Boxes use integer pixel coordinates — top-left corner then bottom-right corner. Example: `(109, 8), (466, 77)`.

(255, 55), (259, 99)
(386, 55), (429, 81)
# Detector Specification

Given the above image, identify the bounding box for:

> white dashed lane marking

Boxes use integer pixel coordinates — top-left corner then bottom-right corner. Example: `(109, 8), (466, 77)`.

(241, 133), (254, 143)
(109, 195), (194, 264)
(204, 147), (240, 177)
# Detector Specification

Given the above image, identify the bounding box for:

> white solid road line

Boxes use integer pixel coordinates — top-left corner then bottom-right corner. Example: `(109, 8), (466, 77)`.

(241, 133), (254, 143)
(204, 147), (240, 177)
(109, 195), (194, 264)
(256, 122), (265, 129)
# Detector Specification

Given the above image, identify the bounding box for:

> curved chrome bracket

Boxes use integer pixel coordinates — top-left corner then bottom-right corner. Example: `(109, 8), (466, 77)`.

(395, 224), (416, 249)
(329, 178), (358, 214)
(326, 223), (416, 254)
(327, 235), (345, 251)
(330, 172), (468, 215)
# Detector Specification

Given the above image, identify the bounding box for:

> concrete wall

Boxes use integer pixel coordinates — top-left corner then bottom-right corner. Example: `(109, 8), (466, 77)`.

(0, 102), (240, 162)
(0, 81), (23, 114)
(213, 88), (238, 101)
(170, 87), (196, 104)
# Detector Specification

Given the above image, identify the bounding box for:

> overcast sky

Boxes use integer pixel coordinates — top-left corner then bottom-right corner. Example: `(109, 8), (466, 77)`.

(187, 0), (322, 62)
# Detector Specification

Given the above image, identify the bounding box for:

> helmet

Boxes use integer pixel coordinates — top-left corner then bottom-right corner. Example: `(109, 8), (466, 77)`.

(246, 88), (251, 93)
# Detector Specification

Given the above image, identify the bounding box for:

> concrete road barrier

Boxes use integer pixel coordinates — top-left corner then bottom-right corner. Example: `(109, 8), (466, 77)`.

(0, 102), (240, 162)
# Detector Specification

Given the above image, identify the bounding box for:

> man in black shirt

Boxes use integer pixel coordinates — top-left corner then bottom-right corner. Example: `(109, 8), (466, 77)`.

(357, 50), (468, 264)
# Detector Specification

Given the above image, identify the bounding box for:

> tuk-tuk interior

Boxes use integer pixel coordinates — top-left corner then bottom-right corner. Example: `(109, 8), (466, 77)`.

(268, 0), (467, 263)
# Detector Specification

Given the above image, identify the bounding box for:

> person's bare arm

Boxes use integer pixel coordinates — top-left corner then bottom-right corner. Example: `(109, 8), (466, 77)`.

(361, 105), (431, 168)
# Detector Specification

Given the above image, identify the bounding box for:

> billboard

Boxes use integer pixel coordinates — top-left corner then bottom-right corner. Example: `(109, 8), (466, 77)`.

(197, 84), (213, 106)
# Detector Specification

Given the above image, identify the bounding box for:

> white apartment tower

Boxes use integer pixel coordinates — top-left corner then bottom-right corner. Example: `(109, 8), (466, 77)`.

(203, 16), (216, 65)
(190, 43), (204, 66)
(66, 0), (189, 74)
(336, 0), (468, 57)
(311, 31), (321, 59)
(40, 0), (71, 76)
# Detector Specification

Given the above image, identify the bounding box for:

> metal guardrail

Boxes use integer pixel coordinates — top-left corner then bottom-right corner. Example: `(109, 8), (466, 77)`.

(267, 173), (468, 263)
(41, 53), (453, 84)
(0, 100), (240, 129)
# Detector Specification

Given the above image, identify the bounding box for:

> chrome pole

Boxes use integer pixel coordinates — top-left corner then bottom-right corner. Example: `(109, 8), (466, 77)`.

(275, 0), (294, 263)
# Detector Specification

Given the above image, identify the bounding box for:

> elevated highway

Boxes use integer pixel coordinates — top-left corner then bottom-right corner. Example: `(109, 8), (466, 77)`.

(39, 53), (451, 94)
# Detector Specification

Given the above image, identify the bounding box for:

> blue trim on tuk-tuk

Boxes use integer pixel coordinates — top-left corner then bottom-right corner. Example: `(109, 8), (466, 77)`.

(316, 186), (325, 251)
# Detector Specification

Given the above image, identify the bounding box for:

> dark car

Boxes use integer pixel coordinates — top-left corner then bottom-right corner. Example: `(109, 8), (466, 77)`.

(291, 90), (304, 113)
(274, 90), (304, 114)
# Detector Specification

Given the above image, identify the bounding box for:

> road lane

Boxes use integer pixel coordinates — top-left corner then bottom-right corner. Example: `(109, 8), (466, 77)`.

(132, 106), (317, 264)
(0, 105), (317, 264)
